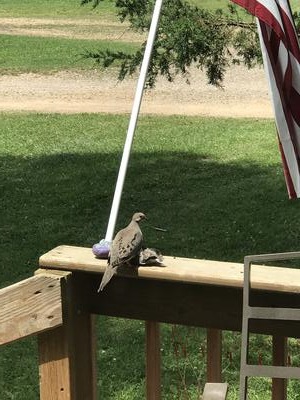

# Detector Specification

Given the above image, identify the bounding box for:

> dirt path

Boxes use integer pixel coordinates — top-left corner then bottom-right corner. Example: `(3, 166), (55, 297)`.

(0, 17), (144, 42)
(0, 66), (272, 117)
(0, 17), (273, 118)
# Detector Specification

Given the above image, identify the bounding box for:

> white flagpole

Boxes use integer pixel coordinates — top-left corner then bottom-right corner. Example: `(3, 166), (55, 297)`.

(93, 0), (164, 257)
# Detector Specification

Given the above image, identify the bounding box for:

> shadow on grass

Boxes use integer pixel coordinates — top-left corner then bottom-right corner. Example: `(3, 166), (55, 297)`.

(2, 149), (300, 285)
(2, 150), (300, 399)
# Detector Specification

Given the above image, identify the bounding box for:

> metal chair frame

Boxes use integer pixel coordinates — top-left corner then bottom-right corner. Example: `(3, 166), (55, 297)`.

(240, 251), (300, 399)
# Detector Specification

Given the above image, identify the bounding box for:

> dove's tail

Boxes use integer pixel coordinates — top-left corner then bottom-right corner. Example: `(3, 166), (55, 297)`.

(97, 265), (116, 292)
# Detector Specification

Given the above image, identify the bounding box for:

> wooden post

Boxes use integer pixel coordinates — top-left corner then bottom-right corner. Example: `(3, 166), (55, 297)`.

(207, 329), (222, 383)
(38, 271), (97, 400)
(146, 321), (161, 400)
(272, 335), (287, 400)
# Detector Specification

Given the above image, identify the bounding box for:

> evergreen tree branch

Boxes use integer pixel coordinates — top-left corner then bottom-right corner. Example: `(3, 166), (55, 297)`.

(82, 0), (299, 87)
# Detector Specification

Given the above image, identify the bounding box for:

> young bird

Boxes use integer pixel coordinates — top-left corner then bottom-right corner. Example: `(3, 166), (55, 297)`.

(98, 212), (146, 292)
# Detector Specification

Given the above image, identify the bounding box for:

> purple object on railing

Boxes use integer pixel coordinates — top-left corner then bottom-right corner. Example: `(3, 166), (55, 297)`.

(92, 239), (111, 259)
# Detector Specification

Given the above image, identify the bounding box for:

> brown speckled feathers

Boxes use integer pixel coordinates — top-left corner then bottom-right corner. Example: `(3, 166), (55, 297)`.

(98, 212), (146, 291)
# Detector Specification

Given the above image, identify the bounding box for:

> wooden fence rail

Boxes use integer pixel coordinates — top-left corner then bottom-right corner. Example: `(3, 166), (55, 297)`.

(1, 245), (300, 399)
(0, 271), (65, 345)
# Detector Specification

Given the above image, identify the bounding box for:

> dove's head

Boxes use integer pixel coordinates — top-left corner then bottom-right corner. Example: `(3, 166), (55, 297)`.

(132, 212), (146, 223)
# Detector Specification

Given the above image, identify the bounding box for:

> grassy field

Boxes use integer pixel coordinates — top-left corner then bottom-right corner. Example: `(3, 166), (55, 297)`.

(0, 0), (229, 18)
(3, 113), (300, 277)
(0, 34), (138, 74)
(1, 0), (299, 18)
(2, 113), (300, 399)
(0, 0), (114, 18)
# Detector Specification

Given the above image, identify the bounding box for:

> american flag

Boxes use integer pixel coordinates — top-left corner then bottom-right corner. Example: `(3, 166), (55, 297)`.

(231, 0), (300, 198)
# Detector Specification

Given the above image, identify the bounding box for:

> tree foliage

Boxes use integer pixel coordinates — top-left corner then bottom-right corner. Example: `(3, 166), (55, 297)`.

(82, 0), (300, 87)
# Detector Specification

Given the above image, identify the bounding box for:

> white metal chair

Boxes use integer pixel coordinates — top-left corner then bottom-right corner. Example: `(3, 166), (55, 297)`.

(240, 251), (300, 399)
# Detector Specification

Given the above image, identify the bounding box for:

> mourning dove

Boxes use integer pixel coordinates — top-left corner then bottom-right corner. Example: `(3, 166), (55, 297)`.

(98, 212), (146, 292)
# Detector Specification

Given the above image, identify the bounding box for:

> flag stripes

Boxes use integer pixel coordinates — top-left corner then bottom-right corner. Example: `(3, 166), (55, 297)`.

(231, 0), (300, 198)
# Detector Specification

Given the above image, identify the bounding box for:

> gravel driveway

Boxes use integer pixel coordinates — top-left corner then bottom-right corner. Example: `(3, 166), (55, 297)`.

(0, 17), (273, 118)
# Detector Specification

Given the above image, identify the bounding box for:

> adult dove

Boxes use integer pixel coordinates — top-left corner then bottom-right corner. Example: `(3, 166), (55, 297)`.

(98, 212), (146, 292)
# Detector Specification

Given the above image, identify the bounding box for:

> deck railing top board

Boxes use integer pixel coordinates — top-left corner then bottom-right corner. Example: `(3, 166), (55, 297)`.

(39, 245), (300, 294)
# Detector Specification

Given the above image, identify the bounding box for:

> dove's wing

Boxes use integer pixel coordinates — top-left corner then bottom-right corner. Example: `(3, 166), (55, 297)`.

(98, 217), (144, 292)
(110, 223), (143, 267)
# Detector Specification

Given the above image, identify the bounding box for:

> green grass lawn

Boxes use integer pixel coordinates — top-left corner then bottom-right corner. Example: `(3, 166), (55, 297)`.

(1, 0), (299, 18)
(0, 34), (138, 74)
(0, 0), (225, 18)
(1, 112), (300, 399)
(0, 0), (116, 18)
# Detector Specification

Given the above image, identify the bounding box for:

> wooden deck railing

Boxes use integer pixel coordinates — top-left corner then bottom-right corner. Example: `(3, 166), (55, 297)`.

(1, 245), (300, 399)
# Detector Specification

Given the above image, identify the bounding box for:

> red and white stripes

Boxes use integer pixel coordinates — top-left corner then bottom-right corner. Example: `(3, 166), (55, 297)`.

(231, 0), (300, 198)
